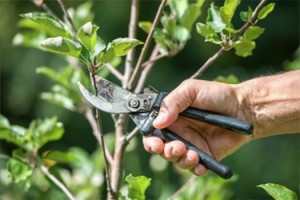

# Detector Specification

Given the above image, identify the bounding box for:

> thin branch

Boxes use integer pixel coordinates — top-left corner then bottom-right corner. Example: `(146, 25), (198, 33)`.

(125, 126), (140, 142)
(124, 0), (140, 88)
(134, 44), (162, 93)
(32, 0), (57, 17)
(40, 164), (76, 200)
(190, 0), (269, 79)
(141, 53), (165, 68)
(90, 71), (115, 198)
(84, 107), (113, 165)
(104, 63), (124, 81)
(168, 175), (197, 200)
(128, 0), (168, 89)
(57, 0), (77, 37)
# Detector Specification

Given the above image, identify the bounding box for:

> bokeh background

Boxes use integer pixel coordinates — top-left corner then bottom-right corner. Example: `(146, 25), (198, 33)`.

(0, 0), (299, 199)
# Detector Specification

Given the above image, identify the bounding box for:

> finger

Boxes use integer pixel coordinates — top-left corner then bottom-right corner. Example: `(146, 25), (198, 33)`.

(175, 150), (199, 170)
(191, 164), (208, 176)
(143, 136), (164, 154)
(153, 80), (198, 129)
(161, 140), (187, 162)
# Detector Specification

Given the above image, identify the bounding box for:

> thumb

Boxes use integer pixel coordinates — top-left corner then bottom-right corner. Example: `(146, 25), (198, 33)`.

(153, 80), (197, 129)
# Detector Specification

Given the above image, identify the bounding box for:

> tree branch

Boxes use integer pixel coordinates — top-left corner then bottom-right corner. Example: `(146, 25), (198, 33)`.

(32, 0), (57, 17)
(104, 63), (124, 81)
(128, 0), (168, 89)
(190, 0), (269, 79)
(134, 44), (162, 93)
(125, 126), (139, 142)
(168, 175), (196, 200)
(84, 108), (113, 165)
(124, 0), (140, 88)
(90, 70), (115, 198)
(40, 164), (76, 200)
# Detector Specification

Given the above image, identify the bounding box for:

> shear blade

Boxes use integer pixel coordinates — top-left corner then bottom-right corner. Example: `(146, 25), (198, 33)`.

(78, 81), (131, 114)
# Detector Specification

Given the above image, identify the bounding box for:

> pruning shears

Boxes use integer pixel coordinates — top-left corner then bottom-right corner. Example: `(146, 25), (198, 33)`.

(78, 77), (253, 179)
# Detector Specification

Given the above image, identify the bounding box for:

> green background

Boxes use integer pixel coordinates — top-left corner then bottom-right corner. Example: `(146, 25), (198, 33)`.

(0, 0), (299, 199)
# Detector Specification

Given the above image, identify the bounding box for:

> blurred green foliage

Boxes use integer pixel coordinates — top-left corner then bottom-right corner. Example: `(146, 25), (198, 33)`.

(0, 0), (299, 199)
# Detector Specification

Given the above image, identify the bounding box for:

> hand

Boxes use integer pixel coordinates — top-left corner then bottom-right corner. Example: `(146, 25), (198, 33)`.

(143, 79), (253, 175)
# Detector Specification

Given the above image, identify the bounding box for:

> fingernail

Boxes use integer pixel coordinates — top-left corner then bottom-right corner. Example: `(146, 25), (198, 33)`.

(153, 111), (166, 127)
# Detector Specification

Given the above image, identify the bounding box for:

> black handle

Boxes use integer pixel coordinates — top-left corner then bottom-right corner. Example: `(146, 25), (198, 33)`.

(152, 128), (233, 179)
(181, 108), (253, 135)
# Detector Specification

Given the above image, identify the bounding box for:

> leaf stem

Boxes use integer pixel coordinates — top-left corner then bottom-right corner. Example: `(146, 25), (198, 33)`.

(40, 164), (76, 200)
(190, 0), (269, 78)
(128, 0), (168, 89)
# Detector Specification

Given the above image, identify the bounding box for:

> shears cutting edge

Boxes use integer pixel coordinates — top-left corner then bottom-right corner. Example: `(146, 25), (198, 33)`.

(78, 77), (253, 179)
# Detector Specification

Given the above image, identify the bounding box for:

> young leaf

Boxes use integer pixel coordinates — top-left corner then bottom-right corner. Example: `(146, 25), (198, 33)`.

(125, 174), (151, 200)
(207, 4), (226, 33)
(233, 39), (256, 57)
(20, 12), (68, 37)
(7, 158), (32, 183)
(41, 36), (82, 58)
(196, 23), (214, 38)
(180, 3), (203, 31)
(244, 26), (265, 40)
(42, 150), (76, 164)
(214, 74), (240, 84)
(97, 38), (143, 64)
(220, 0), (241, 25)
(169, 0), (188, 20)
(258, 3), (275, 20)
(41, 91), (76, 111)
(26, 118), (64, 149)
(258, 183), (297, 200)
(77, 22), (98, 51)
(240, 6), (253, 22)
(138, 21), (152, 33)
(174, 26), (190, 42)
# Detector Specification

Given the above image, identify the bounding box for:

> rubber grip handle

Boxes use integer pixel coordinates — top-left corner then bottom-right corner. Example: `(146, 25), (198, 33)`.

(152, 128), (233, 179)
(181, 108), (253, 135)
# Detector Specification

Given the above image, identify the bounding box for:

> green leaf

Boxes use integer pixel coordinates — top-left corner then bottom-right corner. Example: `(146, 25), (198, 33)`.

(207, 4), (227, 33)
(214, 74), (240, 84)
(258, 3), (275, 20)
(41, 90), (76, 111)
(244, 26), (265, 40)
(13, 31), (46, 48)
(138, 21), (152, 33)
(240, 6), (253, 22)
(174, 26), (190, 42)
(26, 118), (64, 149)
(42, 150), (76, 164)
(169, 0), (188, 20)
(77, 22), (99, 53)
(41, 36), (82, 57)
(20, 12), (68, 37)
(196, 23), (214, 38)
(258, 183), (297, 200)
(7, 158), (32, 183)
(233, 39), (256, 57)
(180, 3), (203, 31)
(97, 38), (143, 64)
(125, 174), (151, 200)
(161, 15), (176, 38)
(67, 1), (94, 28)
(220, 0), (241, 25)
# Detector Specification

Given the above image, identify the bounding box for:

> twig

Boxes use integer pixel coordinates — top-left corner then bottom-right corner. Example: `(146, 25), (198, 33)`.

(141, 53), (165, 68)
(125, 126), (140, 142)
(134, 44), (162, 93)
(190, 0), (269, 79)
(84, 107), (113, 165)
(32, 0), (57, 17)
(104, 63), (124, 81)
(168, 175), (197, 200)
(128, 0), (168, 89)
(90, 70), (115, 198)
(124, 0), (140, 88)
(56, 0), (77, 37)
(40, 164), (76, 200)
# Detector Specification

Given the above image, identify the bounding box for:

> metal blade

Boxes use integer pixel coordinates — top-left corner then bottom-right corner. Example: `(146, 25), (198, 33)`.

(78, 81), (131, 113)
(129, 113), (149, 128)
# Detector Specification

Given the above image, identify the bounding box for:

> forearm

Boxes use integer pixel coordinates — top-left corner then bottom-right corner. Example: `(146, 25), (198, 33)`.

(235, 70), (300, 139)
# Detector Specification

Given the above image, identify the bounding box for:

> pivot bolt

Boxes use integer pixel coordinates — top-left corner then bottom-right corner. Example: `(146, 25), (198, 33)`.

(129, 99), (140, 108)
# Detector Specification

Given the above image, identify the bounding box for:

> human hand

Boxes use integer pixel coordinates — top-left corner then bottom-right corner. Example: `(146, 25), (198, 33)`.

(143, 79), (253, 176)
